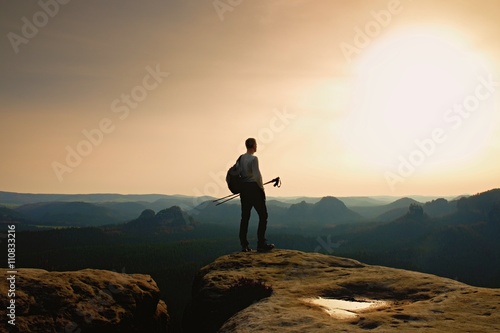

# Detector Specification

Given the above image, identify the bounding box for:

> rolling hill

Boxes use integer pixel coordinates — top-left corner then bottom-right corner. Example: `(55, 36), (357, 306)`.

(15, 202), (121, 227)
(325, 189), (500, 287)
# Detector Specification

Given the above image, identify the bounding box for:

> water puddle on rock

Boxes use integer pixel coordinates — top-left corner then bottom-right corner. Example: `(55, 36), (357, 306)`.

(303, 297), (388, 319)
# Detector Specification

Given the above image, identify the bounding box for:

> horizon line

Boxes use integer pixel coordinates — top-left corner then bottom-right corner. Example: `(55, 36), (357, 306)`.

(0, 189), (486, 199)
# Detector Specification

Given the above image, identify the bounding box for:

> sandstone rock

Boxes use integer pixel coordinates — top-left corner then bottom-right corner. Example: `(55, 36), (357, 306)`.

(0, 268), (169, 333)
(184, 250), (500, 333)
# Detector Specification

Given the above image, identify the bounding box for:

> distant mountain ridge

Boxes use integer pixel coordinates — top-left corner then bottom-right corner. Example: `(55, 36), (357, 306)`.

(189, 195), (364, 230)
(1, 190), (455, 207)
(15, 201), (125, 227)
(350, 197), (421, 219)
(326, 188), (500, 287)
(123, 206), (196, 234)
(285, 196), (362, 225)
(0, 190), (211, 208)
(1, 190), (494, 230)
(0, 205), (28, 223)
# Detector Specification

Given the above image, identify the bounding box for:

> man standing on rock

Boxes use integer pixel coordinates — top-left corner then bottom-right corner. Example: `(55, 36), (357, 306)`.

(239, 138), (274, 252)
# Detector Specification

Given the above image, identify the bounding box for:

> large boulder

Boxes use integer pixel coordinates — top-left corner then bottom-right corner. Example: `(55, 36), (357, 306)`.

(0, 268), (169, 333)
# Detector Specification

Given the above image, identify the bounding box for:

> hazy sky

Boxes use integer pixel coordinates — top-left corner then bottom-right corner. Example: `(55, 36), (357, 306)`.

(1, 0), (499, 198)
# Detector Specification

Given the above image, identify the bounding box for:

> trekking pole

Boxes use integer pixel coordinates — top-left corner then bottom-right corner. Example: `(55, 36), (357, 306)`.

(215, 193), (239, 206)
(212, 192), (239, 203)
(264, 177), (281, 187)
(214, 177), (281, 206)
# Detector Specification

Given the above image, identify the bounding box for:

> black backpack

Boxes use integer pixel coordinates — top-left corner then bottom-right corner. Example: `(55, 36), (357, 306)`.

(226, 155), (243, 194)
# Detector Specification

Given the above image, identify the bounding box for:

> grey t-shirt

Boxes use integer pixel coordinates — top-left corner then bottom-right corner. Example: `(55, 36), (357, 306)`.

(239, 153), (264, 190)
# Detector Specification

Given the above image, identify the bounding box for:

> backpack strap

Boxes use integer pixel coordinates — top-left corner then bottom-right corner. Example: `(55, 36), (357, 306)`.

(235, 155), (243, 167)
(236, 155), (244, 176)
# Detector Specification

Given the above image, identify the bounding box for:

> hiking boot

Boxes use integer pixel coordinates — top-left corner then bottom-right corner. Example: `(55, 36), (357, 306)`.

(257, 243), (275, 252)
(241, 245), (252, 252)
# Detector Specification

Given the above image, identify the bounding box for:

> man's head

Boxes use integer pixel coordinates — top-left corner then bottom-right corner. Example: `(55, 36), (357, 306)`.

(245, 138), (257, 153)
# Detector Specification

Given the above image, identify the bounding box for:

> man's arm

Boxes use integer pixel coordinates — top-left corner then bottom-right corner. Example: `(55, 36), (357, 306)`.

(252, 156), (264, 190)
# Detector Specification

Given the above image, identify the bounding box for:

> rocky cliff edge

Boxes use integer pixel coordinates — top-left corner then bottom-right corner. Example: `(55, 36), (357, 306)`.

(0, 268), (169, 333)
(184, 249), (500, 333)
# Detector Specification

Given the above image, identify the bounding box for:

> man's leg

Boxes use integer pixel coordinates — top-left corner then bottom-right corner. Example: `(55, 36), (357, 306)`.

(253, 186), (269, 245)
(239, 190), (252, 248)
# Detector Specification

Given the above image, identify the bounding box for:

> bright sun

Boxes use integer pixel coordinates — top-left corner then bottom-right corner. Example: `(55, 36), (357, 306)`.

(341, 27), (495, 171)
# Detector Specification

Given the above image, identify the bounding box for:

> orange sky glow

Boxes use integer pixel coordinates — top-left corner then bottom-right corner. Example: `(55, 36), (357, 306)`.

(1, 0), (499, 198)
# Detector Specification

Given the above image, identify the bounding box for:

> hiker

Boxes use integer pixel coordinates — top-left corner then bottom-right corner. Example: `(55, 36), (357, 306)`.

(239, 138), (274, 252)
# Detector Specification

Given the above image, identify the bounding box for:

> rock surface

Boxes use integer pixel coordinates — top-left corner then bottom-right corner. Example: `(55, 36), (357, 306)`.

(0, 268), (169, 333)
(184, 250), (500, 333)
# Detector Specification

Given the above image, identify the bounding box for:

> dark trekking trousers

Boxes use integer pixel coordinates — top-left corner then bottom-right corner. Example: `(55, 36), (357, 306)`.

(239, 182), (268, 247)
